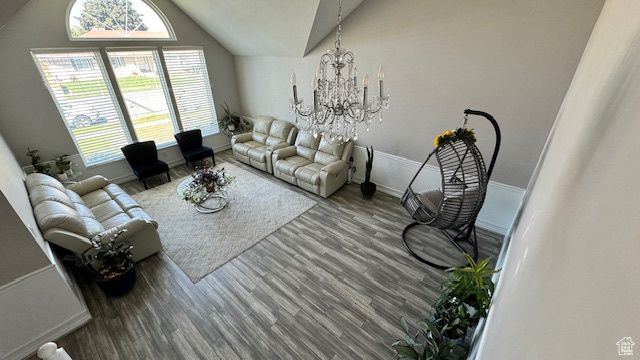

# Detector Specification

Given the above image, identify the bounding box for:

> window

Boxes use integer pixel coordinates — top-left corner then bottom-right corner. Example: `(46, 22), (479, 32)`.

(107, 49), (178, 146)
(164, 48), (219, 135)
(68, 0), (175, 40)
(32, 46), (219, 167)
(32, 50), (132, 166)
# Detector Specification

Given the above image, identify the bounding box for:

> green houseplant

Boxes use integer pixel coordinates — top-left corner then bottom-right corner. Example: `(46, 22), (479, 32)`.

(392, 317), (467, 360)
(360, 146), (376, 199)
(392, 255), (500, 359)
(26, 147), (51, 174)
(54, 154), (71, 180)
(218, 102), (252, 136)
(78, 230), (136, 297)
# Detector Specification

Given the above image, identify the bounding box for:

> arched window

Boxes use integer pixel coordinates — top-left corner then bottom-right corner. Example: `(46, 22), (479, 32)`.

(67, 0), (175, 40)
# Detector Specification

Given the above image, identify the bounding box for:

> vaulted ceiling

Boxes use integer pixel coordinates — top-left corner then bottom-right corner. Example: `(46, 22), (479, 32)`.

(0, 0), (362, 57)
(0, 0), (30, 31)
(169, 0), (363, 57)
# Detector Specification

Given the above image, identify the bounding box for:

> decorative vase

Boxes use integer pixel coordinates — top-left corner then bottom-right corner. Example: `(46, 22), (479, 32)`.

(96, 267), (137, 297)
(361, 182), (376, 199)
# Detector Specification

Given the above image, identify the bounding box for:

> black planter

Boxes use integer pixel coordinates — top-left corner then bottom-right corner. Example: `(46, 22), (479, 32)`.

(361, 182), (377, 199)
(96, 267), (137, 297)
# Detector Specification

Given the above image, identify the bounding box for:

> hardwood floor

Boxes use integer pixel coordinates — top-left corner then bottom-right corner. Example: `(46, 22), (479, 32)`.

(28, 149), (502, 360)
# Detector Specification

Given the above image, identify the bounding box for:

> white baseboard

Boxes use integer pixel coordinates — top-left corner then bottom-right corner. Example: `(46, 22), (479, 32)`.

(351, 145), (524, 235)
(0, 265), (91, 360)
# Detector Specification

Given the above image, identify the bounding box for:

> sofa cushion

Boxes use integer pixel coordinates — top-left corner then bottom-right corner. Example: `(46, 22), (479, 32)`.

(81, 189), (112, 208)
(28, 185), (75, 209)
(295, 163), (323, 185)
(314, 139), (345, 165)
(104, 184), (140, 212)
(234, 140), (263, 157)
(251, 116), (274, 144)
(248, 145), (269, 162)
(295, 131), (321, 160)
(266, 120), (293, 146)
(92, 200), (126, 223)
(32, 200), (88, 237)
(275, 156), (312, 176)
(101, 213), (133, 230)
(25, 173), (66, 193)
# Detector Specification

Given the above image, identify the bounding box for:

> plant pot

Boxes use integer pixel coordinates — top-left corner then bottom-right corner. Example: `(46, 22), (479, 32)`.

(361, 182), (377, 199)
(96, 267), (137, 297)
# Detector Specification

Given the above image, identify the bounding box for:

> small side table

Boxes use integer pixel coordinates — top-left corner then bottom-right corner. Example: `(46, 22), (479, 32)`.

(61, 171), (83, 186)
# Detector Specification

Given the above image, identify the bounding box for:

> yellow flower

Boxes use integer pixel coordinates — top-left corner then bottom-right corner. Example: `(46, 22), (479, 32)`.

(434, 137), (440, 147)
(445, 130), (454, 136)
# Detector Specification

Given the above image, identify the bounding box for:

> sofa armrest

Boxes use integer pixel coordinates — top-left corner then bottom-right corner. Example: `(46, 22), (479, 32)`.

(266, 142), (293, 174)
(66, 175), (109, 196)
(286, 127), (299, 145)
(96, 217), (156, 242)
(231, 132), (253, 146)
(320, 161), (347, 177)
(272, 145), (297, 162)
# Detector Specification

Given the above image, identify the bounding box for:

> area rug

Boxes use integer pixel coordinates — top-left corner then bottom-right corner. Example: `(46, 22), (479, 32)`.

(132, 163), (317, 283)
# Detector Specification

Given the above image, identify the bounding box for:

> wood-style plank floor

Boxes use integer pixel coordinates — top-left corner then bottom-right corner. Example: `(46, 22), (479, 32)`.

(27, 149), (502, 360)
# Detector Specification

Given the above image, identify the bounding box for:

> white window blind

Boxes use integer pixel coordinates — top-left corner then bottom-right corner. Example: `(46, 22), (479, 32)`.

(163, 48), (219, 135)
(107, 49), (178, 146)
(32, 50), (131, 166)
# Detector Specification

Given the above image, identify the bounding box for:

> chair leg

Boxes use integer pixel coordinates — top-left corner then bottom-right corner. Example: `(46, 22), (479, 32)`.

(167, 172), (171, 182)
(212, 154), (216, 167)
(185, 160), (188, 166)
(142, 179), (148, 190)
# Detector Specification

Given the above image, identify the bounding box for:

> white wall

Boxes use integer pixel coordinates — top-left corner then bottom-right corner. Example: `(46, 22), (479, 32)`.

(474, 1), (640, 358)
(234, 0), (604, 189)
(0, 0), (240, 180)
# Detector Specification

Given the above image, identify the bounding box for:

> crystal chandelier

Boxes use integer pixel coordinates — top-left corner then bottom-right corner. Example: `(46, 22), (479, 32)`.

(289, 0), (389, 144)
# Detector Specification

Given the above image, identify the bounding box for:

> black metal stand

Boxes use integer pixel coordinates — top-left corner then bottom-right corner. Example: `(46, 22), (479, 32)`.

(402, 109), (500, 270)
(402, 222), (479, 270)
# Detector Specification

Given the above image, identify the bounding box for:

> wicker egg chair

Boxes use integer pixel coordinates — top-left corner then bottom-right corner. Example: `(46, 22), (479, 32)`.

(400, 109), (501, 270)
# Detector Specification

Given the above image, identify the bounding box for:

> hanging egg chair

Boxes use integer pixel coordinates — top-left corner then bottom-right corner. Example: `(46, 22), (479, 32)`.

(400, 109), (501, 269)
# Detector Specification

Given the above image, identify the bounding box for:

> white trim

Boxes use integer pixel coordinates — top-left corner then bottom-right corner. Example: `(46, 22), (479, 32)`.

(4, 312), (91, 360)
(0, 265), (91, 360)
(350, 145), (524, 235)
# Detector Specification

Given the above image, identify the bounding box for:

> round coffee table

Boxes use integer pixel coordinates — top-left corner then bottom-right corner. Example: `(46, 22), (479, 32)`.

(177, 178), (228, 214)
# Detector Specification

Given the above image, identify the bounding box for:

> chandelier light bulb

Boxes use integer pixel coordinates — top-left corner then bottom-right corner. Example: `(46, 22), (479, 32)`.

(312, 73), (318, 90)
(363, 74), (370, 86)
(378, 64), (384, 80)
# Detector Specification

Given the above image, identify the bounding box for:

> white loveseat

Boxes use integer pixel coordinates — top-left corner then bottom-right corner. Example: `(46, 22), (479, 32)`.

(272, 131), (354, 198)
(231, 115), (297, 173)
(26, 173), (162, 261)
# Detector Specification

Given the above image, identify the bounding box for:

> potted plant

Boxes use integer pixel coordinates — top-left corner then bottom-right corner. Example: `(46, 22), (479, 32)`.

(392, 255), (500, 359)
(78, 230), (136, 297)
(26, 147), (51, 174)
(54, 154), (71, 180)
(218, 102), (252, 136)
(392, 317), (468, 359)
(360, 146), (376, 199)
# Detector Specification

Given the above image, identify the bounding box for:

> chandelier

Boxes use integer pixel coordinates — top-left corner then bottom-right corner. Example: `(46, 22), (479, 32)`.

(289, 0), (389, 144)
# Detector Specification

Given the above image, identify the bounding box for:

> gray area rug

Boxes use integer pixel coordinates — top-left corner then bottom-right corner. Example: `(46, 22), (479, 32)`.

(132, 163), (317, 283)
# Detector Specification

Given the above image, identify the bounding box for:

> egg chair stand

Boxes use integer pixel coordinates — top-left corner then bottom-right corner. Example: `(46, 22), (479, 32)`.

(400, 109), (501, 270)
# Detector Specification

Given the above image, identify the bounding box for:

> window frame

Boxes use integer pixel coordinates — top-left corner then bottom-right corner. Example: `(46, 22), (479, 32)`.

(31, 45), (220, 168)
(66, 0), (177, 42)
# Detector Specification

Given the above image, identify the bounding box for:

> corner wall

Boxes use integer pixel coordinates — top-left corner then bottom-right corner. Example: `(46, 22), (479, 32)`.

(474, 1), (640, 358)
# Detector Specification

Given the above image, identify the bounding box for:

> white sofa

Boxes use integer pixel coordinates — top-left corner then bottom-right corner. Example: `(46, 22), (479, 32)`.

(26, 173), (162, 261)
(272, 130), (354, 198)
(231, 115), (297, 173)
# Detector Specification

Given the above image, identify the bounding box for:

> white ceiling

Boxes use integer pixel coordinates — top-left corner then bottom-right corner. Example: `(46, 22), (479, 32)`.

(169, 0), (362, 57)
(0, 0), (30, 31)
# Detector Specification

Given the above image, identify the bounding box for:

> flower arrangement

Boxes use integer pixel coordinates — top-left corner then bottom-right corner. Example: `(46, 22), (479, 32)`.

(182, 163), (235, 205)
(433, 128), (476, 148)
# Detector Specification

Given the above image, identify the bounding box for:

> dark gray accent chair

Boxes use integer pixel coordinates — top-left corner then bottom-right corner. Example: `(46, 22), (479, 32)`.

(121, 141), (171, 190)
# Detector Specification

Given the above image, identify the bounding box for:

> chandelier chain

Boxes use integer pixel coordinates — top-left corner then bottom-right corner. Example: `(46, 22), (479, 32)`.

(335, 0), (343, 50)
